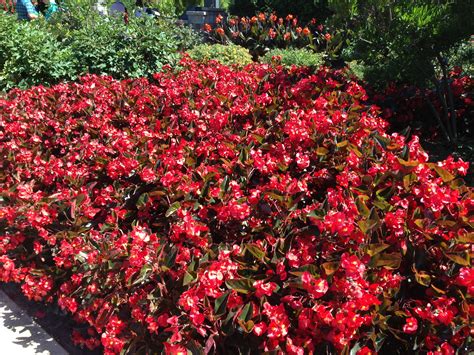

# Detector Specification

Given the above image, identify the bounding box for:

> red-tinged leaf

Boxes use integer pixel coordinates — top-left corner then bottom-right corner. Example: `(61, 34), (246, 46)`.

(433, 166), (455, 183)
(204, 336), (216, 354)
(348, 144), (363, 157)
(373, 252), (402, 269)
(413, 267), (431, 287)
(397, 158), (419, 168)
(456, 232), (474, 244)
(355, 196), (370, 217)
(237, 319), (254, 333)
(316, 146), (329, 156)
(366, 243), (390, 257)
(431, 284), (446, 295)
(445, 252), (470, 266)
(322, 262), (339, 276)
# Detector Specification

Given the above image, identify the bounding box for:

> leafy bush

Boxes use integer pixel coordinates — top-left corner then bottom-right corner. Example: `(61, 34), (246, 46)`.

(0, 11), (200, 91)
(337, 1), (473, 85)
(187, 44), (253, 66)
(1, 60), (472, 354)
(449, 40), (474, 77)
(206, 12), (330, 58)
(262, 48), (324, 68)
(0, 14), (77, 91)
(52, 9), (200, 78)
(64, 16), (199, 78)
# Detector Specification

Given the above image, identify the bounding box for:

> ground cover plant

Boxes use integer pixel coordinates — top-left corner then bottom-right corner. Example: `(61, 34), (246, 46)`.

(0, 59), (473, 354)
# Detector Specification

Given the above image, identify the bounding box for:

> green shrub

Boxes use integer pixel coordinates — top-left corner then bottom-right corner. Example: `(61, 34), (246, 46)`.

(0, 11), (201, 91)
(262, 48), (324, 68)
(328, 0), (474, 86)
(54, 12), (200, 79)
(449, 39), (474, 77)
(0, 14), (77, 91)
(187, 44), (253, 66)
(325, 0), (474, 144)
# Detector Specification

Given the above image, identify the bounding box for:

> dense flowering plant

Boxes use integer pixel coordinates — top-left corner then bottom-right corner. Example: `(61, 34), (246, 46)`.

(0, 59), (473, 354)
(205, 13), (330, 58)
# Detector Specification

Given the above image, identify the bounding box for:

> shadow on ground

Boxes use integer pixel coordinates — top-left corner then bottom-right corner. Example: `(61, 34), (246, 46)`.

(1, 283), (102, 355)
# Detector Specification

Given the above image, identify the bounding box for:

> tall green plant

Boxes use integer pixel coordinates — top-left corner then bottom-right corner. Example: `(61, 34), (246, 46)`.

(325, 0), (474, 144)
(229, 0), (330, 22)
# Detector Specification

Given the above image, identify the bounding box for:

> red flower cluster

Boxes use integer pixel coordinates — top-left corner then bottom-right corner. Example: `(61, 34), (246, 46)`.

(0, 59), (472, 354)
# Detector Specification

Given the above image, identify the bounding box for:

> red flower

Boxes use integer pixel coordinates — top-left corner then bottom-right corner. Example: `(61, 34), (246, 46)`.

(456, 267), (473, 295)
(253, 280), (277, 297)
(403, 317), (418, 334)
(253, 322), (267, 336)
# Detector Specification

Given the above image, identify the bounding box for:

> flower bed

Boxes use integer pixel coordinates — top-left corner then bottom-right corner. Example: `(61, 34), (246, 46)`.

(0, 60), (472, 354)
(205, 13), (330, 58)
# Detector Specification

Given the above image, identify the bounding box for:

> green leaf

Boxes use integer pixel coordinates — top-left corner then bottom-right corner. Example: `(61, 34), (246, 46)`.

(355, 196), (370, 217)
(238, 303), (253, 322)
(132, 264), (152, 286)
(220, 176), (230, 196)
(186, 340), (203, 355)
(376, 186), (394, 201)
(374, 134), (390, 149)
(225, 278), (255, 294)
(245, 244), (266, 260)
(136, 192), (149, 208)
(165, 201), (180, 217)
(349, 341), (363, 355)
(214, 292), (230, 317)
(165, 246), (177, 268)
(183, 271), (197, 286)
